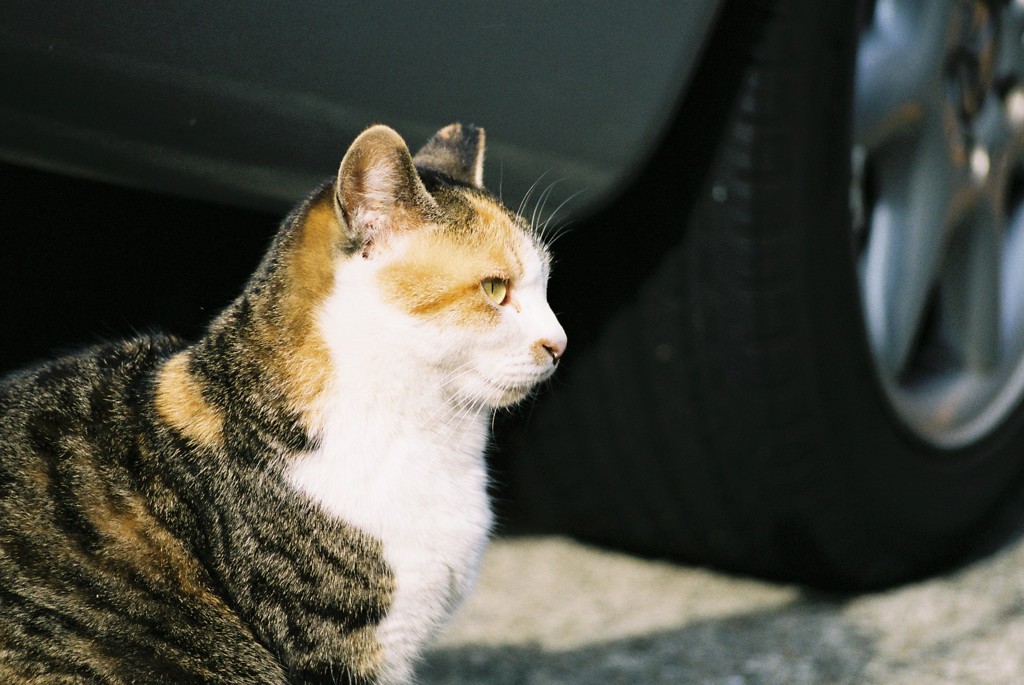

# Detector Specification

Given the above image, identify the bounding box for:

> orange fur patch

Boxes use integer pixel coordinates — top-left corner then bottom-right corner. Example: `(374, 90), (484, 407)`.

(87, 489), (214, 598)
(155, 352), (224, 448)
(463, 193), (511, 229)
(379, 234), (501, 325)
(378, 192), (526, 327)
(277, 197), (337, 417)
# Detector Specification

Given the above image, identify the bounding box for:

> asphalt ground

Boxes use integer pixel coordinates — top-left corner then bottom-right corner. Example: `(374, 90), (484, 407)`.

(421, 526), (1024, 685)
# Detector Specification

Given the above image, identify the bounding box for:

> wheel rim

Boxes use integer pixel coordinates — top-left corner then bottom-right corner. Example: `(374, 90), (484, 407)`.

(852, 0), (1024, 448)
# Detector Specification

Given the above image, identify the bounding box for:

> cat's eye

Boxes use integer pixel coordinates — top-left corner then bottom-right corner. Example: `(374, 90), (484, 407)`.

(481, 278), (509, 305)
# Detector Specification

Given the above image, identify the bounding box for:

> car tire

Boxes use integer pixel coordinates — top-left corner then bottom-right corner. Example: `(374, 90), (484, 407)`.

(501, 0), (1024, 589)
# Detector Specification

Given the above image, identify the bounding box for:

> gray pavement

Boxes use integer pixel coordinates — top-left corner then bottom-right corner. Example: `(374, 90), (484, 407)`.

(421, 532), (1024, 684)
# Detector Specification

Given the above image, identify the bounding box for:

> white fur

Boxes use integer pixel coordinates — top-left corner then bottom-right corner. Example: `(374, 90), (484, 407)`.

(286, 233), (565, 684)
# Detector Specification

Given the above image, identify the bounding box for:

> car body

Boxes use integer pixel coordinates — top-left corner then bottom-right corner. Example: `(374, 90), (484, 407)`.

(0, 1), (721, 214)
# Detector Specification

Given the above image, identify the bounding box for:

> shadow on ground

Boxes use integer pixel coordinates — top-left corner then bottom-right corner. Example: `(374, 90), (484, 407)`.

(419, 527), (1024, 685)
(423, 598), (870, 685)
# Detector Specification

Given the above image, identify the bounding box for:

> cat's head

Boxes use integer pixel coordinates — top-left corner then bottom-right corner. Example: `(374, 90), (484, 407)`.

(320, 123), (566, 409)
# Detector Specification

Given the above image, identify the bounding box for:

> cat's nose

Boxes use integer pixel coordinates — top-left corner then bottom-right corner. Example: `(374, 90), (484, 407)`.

(540, 336), (567, 363)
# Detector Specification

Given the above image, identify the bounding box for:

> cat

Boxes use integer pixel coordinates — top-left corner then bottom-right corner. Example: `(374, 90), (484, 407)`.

(0, 123), (567, 684)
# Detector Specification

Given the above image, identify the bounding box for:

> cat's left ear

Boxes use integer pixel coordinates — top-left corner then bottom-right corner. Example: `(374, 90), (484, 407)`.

(412, 123), (486, 188)
(336, 125), (439, 255)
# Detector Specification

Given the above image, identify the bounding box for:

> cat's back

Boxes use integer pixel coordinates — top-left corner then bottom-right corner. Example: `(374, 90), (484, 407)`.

(0, 335), (179, 474)
(0, 336), (289, 684)
(0, 336), (179, 493)
(2, 334), (173, 417)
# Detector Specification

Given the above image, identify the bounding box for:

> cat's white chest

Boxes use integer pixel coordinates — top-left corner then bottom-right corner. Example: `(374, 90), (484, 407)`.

(286, 396), (492, 684)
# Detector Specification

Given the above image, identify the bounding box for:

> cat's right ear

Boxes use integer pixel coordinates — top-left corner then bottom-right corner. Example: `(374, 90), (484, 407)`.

(412, 123), (486, 188)
(335, 125), (438, 256)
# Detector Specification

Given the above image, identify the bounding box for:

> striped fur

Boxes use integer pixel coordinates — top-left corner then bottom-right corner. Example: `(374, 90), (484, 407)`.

(0, 123), (566, 684)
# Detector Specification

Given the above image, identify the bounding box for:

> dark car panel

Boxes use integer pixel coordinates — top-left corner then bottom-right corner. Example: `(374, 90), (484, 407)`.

(0, 1), (720, 212)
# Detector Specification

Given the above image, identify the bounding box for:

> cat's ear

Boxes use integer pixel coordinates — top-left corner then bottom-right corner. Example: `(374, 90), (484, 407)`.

(335, 125), (438, 254)
(412, 123), (485, 188)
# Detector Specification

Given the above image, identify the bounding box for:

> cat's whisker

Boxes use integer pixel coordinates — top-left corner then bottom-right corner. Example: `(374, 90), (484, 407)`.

(497, 158), (505, 205)
(516, 171), (550, 221)
(439, 405), (471, 437)
(426, 389), (472, 427)
(536, 189), (584, 246)
(527, 178), (560, 240)
(421, 369), (480, 429)
(536, 179), (564, 229)
(426, 366), (479, 419)
(516, 175), (540, 218)
(448, 399), (487, 440)
(540, 190), (582, 236)
(436, 394), (481, 439)
(448, 388), (482, 418)
(437, 360), (476, 387)
(529, 182), (554, 238)
(541, 222), (575, 251)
